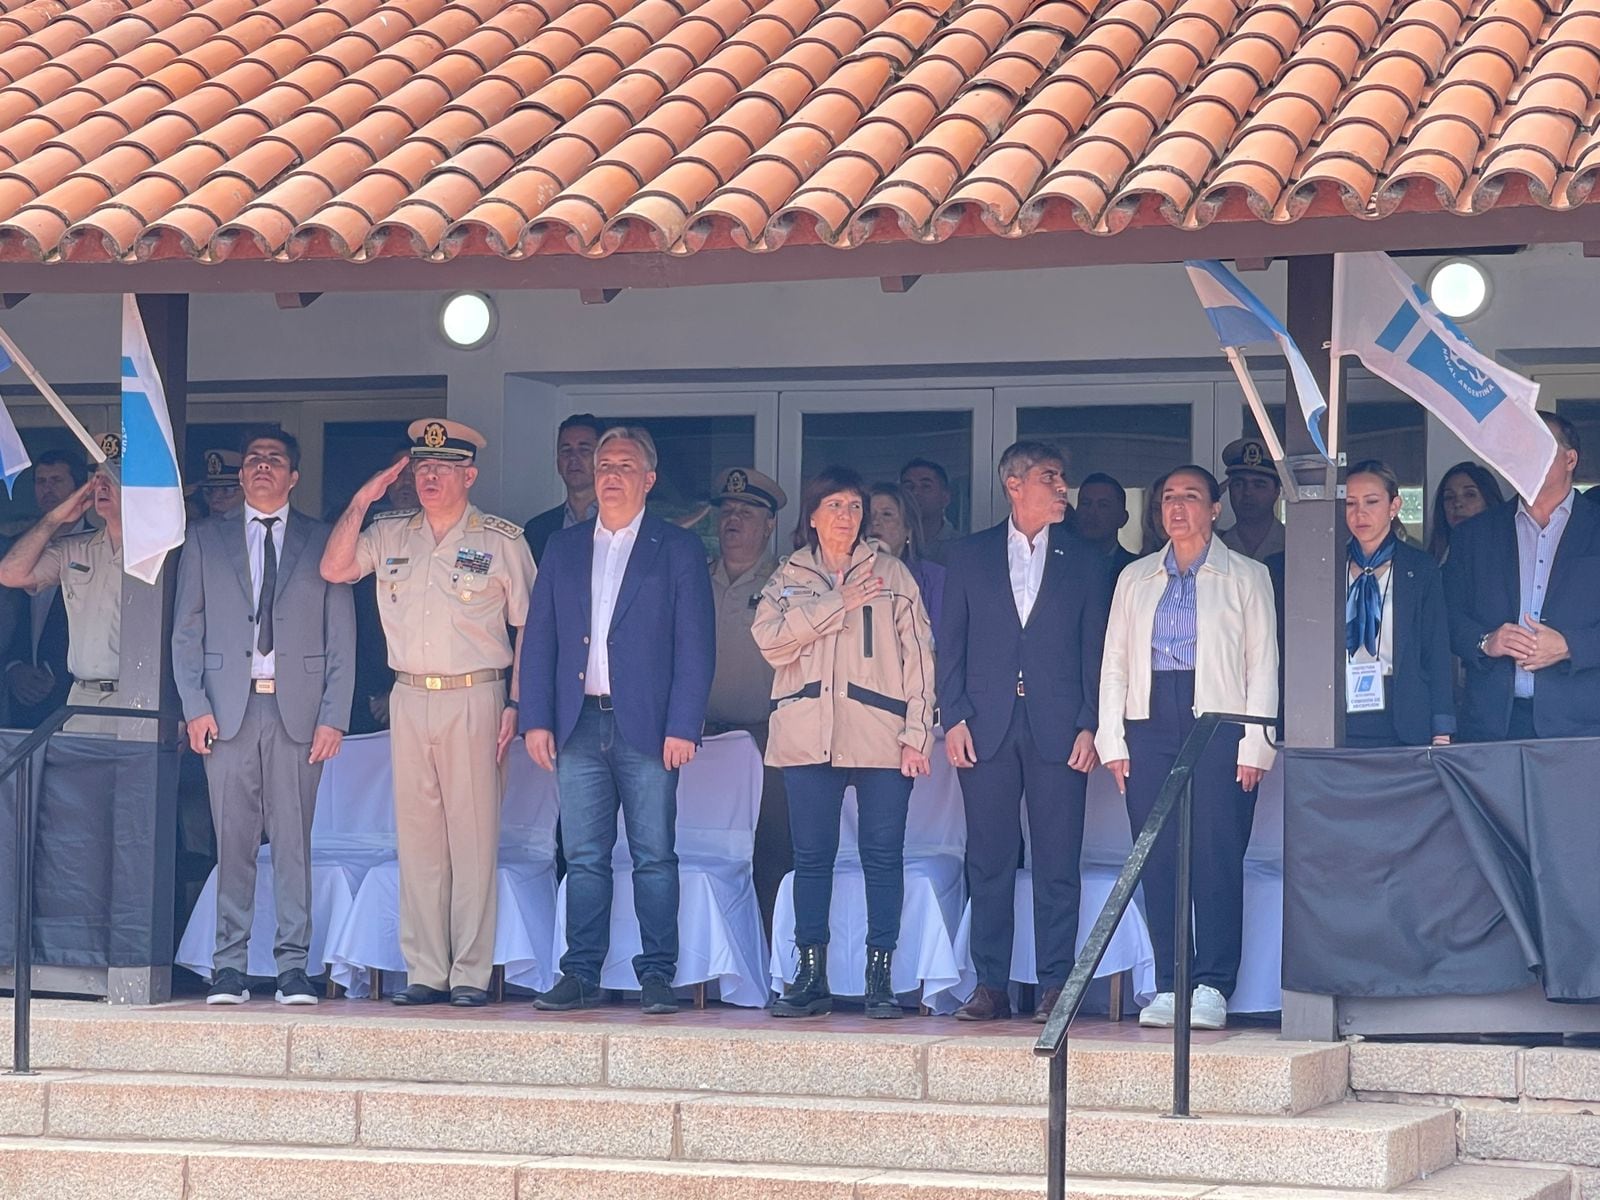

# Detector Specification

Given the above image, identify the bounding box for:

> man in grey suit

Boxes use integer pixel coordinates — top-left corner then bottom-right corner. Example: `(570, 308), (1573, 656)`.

(172, 429), (356, 1006)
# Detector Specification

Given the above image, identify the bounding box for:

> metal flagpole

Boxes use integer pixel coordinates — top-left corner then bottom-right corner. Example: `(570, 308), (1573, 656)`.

(1224, 346), (1299, 501)
(1325, 254), (1345, 466)
(0, 322), (107, 463)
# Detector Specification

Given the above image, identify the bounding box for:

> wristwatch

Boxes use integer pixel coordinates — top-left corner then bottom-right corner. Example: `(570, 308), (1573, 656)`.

(1477, 632), (1492, 656)
(505, 698), (520, 710)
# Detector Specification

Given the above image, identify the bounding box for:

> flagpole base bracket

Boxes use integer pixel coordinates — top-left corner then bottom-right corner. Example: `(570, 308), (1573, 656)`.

(1285, 452), (1341, 501)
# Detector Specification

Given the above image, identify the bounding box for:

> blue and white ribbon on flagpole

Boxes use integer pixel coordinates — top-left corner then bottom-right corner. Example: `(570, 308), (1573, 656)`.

(1185, 259), (1331, 460)
(0, 341), (33, 496)
(120, 294), (186, 583)
(1330, 252), (1551, 503)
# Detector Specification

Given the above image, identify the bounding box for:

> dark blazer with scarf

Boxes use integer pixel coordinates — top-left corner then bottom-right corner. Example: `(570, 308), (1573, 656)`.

(1352, 539), (1455, 745)
(936, 520), (1112, 761)
(1444, 495), (1600, 741)
(520, 512), (716, 754)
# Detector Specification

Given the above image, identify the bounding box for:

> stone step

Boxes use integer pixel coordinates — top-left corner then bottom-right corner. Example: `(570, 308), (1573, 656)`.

(3, 1000), (1346, 1114)
(0, 1140), (1572, 1200)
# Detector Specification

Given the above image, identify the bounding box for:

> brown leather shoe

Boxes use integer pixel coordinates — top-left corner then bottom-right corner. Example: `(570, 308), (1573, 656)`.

(1033, 985), (1063, 1024)
(955, 984), (1012, 1021)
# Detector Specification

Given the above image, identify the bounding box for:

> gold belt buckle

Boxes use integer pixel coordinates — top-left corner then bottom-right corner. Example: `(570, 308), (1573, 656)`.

(255, 678), (276, 695)
(424, 674), (444, 691)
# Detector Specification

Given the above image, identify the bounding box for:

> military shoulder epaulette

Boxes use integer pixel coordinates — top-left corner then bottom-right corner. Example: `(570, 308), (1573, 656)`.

(373, 507), (418, 521)
(480, 514), (524, 538)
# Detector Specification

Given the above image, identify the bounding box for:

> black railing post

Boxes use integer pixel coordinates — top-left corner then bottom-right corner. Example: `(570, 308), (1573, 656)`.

(1170, 770), (1194, 1118)
(9, 753), (36, 1075)
(1047, 1051), (1066, 1200)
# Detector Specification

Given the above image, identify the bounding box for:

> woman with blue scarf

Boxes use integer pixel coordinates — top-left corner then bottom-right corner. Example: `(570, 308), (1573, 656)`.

(1344, 461), (1456, 748)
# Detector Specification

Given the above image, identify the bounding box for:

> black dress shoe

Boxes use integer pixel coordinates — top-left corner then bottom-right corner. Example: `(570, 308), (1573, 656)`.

(450, 986), (490, 1007)
(533, 974), (603, 1011)
(639, 974), (680, 1015)
(390, 984), (450, 1006)
(955, 983), (1012, 1022)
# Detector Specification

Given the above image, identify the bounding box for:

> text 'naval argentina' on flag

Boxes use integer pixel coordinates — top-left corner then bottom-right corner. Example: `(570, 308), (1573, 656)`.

(120, 293), (185, 584)
(1330, 251), (1553, 503)
(1184, 259), (1330, 459)
(0, 339), (33, 496)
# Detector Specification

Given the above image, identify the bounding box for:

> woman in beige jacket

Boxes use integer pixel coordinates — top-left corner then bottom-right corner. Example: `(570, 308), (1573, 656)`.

(1096, 465), (1278, 1033)
(752, 465), (935, 1020)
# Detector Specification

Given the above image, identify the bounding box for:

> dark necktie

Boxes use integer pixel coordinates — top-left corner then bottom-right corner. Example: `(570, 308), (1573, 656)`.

(256, 516), (279, 656)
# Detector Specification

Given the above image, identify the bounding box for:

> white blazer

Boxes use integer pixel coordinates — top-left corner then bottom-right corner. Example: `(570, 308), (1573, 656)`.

(1095, 535), (1279, 771)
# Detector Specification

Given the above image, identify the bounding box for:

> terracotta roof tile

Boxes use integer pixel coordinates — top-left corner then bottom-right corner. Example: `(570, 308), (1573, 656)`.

(2, 0), (1600, 261)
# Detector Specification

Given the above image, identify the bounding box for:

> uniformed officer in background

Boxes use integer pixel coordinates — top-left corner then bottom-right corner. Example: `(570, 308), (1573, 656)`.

(0, 434), (140, 734)
(703, 467), (790, 932)
(321, 418), (536, 1007)
(188, 449), (245, 519)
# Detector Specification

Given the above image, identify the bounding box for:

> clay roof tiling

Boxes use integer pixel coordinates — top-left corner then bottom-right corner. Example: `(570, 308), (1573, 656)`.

(0, 0), (1595, 263)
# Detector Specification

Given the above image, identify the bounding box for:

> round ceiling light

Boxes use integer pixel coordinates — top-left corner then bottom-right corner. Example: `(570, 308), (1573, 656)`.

(440, 291), (496, 349)
(1426, 258), (1491, 322)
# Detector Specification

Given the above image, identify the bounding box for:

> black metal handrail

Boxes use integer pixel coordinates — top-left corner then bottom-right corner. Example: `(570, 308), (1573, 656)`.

(6, 703), (175, 1076)
(1033, 711), (1278, 1200)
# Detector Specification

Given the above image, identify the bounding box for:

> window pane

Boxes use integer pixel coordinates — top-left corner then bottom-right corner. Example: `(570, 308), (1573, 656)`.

(1019, 404), (1191, 554)
(800, 410), (972, 533)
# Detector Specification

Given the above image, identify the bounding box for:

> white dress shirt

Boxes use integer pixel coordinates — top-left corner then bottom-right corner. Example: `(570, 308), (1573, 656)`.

(586, 507), (644, 694)
(246, 502), (289, 680)
(1006, 518), (1047, 625)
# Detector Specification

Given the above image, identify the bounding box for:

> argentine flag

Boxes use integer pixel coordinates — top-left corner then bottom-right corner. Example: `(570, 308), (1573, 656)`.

(120, 294), (185, 583)
(1185, 259), (1329, 459)
(0, 342), (32, 495)
(1331, 252), (1552, 503)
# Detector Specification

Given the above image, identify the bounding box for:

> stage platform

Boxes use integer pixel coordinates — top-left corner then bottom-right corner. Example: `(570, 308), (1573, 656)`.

(1, 996), (1592, 1199)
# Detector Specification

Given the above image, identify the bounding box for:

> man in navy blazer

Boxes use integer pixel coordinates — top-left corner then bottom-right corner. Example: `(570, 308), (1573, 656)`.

(522, 426), (716, 1015)
(938, 441), (1112, 1021)
(1445, 414), (1600, 741)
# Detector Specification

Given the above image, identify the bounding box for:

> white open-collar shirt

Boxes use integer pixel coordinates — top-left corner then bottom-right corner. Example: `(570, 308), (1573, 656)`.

(586, 506), (644, 695)
(1007, 517), (1047, 625)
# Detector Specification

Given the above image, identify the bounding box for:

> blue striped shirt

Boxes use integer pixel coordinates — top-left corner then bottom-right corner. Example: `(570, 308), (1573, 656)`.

(1151, 540), (1208, 671)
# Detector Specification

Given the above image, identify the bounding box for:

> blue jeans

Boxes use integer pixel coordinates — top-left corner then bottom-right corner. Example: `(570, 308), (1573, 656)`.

(784, 764), (911, 950)
(556, 702), (679, 984)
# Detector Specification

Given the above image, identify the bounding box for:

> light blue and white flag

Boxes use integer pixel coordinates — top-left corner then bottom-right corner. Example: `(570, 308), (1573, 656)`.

(1331, 251), (1552, 503)
(120, 293), (185, 583)
(0, 341), (32, 496)
(1185, 259), (1329, 459)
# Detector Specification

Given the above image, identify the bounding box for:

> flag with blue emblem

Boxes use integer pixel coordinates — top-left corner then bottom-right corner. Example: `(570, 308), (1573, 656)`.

(120, 294), (185, 583)
(0, 341), (32, 496)
(1185, 259), (1329, 459)
(1331, 251), (1552, 502)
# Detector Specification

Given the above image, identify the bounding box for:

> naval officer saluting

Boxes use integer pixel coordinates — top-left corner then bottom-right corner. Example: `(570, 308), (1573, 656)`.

(322, 419), (536, 1007)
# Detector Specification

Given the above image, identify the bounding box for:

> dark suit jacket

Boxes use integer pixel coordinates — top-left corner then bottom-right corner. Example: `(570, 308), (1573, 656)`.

(522, 503), (565, 566)
(1361, 540), (1456, 745)
(936, 521), (1112, 762)
(521, 512), (716, 754)
(1444, 496), (1600, 740)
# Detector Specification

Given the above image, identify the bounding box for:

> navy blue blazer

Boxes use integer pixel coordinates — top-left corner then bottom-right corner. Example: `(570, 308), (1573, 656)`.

(1444, 496), (1600, 741)
(936, 521), (1112, 762)
(520, 513), (716, 754)
(1352, 540), (1455, 746)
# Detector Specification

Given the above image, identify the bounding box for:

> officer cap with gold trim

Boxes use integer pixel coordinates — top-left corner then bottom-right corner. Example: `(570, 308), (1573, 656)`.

(1220, 436), (1279, 483)
(712, 467), (785, 514)
(407, 418), (486, 463)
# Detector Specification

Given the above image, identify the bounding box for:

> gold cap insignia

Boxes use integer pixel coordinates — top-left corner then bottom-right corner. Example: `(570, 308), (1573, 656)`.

(726, 469), (748, 493)
(206, 451), (223, 475)
(1242, 441), (1263, 467)
(99, 433), (122, 461)
(423, 421), (448, 449)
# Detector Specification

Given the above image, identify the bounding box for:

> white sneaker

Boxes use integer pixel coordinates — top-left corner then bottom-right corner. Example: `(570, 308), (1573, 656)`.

(1138, 992), (1176, 1028)
(1191, 985), (1227, 1030)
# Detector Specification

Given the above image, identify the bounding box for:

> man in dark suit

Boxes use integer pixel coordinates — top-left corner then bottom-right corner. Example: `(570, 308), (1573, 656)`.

(5, 449), (89, 727)
(522, 425), (716, 1015)
(1074, 472), (1140, 577)
(522, 413), (602, 564)
(939, 441), (1112, 1022)
(173, 429), (356, 1006)
(1446, 414), (1600, 741)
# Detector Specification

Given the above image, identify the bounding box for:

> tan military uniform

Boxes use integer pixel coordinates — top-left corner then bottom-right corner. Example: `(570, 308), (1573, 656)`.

(31, 526), (125, 734)
(706, 553), (779, 727)
(354, 504), (536, 991)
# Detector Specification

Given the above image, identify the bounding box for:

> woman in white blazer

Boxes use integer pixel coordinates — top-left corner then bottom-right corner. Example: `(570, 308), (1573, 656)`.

(1096, 465), (1278, 1032)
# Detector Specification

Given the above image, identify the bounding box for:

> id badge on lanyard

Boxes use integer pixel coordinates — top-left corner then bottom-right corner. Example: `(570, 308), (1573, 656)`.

(1346, 660), (1385, 713)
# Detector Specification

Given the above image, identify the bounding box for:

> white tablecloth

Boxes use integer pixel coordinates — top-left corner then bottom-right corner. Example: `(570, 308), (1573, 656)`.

(552, 731), (769, 1007)
(770, 739), (969, 1011)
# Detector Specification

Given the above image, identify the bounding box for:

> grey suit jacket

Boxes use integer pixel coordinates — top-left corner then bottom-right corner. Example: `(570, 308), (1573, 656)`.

(172, 506), (356, 744)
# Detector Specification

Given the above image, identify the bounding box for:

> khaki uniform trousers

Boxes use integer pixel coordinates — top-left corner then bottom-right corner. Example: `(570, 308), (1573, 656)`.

(64, 681), (124, 736)
(388, 677), (506, 991)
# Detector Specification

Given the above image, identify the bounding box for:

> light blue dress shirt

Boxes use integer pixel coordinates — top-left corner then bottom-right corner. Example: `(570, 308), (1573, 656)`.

(1513, 489), (1575, 698)
(1151, 539), (1209, 672)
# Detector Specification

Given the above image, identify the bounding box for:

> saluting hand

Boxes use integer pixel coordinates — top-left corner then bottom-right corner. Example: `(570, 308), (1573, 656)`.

(353, 459), (408, 507)
(47, 480), (95, 527)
